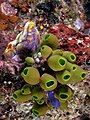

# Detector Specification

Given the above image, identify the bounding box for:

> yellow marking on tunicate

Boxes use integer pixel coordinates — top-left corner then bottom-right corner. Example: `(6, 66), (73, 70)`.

(28, 21), (35, 32)
(29, 37), (33, 41)
(30, 21), (35, 28)
(28, 29), (32, 32)
(36, 31), (39, 35)
(29, 22), (35, 28)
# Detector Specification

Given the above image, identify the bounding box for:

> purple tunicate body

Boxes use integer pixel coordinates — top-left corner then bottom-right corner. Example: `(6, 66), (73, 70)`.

(4, 21), (40, 63)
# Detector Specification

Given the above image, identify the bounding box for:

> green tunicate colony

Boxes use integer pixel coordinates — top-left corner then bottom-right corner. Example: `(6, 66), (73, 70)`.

(12, 33), (86, 117)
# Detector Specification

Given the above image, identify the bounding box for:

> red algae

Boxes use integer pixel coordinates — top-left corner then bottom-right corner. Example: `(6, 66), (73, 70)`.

(49, 24), (90, 66)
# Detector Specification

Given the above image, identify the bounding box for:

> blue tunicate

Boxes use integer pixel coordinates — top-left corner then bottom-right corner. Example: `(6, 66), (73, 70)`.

(48, 91), (54, 99)
(48, 91), (60, 109)
(49, 98), (60, 109)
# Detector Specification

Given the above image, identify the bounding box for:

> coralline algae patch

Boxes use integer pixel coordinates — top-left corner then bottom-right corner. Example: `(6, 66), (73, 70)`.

(9, 30), (86, 117)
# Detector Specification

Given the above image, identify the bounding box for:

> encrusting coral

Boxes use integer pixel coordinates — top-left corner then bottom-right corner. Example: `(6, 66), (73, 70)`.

(4, 21), (86, 117)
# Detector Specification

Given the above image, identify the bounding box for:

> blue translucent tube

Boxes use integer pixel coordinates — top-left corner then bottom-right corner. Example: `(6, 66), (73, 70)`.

(48, 91), (60, 109)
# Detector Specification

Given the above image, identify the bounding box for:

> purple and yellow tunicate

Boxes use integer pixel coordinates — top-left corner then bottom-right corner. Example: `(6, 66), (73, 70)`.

(4, 21), (40, 63)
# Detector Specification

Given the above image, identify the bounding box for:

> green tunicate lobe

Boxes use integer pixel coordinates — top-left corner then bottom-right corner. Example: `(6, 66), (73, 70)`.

(32, 103), (48, 117)
(32, 87), (44, 100)
(40, 45), (52, 58)
(40, 73), (57, 91)
(12, 90), (32, 102)
(60, 101), (68, 110)
(52, 49), (63, 56)
(56, 70), (71, 84)
(62, 51), (76, 63)
(21, 67), (40, 85)
(48, 55), (67, 71)
(25, 57), (35, 65)
(69, 65), (86, 83)
(35, 98), (44, 105)
(21, 84), (31, 95)
(65, 62), (77, 71)
(65, 62), (86, 83)
(55, 85), (74, 102)
(43, 33), (59, 49)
